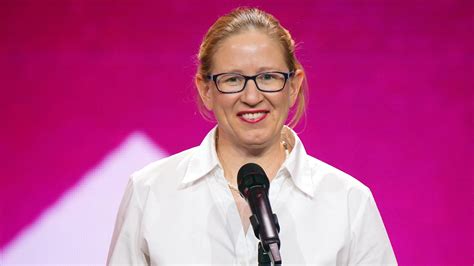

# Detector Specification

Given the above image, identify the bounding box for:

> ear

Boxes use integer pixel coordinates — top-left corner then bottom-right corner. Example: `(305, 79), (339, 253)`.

(289, 69), (304, 107)
(195, 74), (214, 110)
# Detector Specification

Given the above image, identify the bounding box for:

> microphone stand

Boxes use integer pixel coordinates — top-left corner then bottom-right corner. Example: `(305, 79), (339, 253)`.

(258, 242), (272, 265)
(250, 214), (282, 265)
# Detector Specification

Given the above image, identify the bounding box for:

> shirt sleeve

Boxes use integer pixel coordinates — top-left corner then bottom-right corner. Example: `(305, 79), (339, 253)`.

(348, 190), (397, 265)
(107, 177), (149, 265)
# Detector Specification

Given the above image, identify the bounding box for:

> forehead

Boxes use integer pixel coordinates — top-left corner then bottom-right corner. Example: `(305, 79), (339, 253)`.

(211, 30), (287, 73)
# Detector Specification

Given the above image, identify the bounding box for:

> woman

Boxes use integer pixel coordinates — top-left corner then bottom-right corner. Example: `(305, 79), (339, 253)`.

(107, 8), (397, 265)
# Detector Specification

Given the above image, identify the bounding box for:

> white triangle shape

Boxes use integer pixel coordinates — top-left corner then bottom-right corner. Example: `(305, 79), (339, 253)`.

(1, 132), (167, 265)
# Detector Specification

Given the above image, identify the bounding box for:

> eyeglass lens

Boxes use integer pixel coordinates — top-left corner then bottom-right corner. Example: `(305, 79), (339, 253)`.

(216, 72), (287, 93)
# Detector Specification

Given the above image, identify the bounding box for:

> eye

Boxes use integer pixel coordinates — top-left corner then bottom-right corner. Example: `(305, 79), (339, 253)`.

(258, 72), (284, 83)
(224, 76), (239, 83)
(261, 73), (276, 80)
(219, 74), (244, 85)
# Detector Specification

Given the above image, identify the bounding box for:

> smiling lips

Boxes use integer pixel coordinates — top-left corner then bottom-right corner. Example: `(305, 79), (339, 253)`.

(237, 110), (269, 123)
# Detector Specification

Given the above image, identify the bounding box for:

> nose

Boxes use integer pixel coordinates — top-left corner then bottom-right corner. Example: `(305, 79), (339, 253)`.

(240, 79), (264, 106)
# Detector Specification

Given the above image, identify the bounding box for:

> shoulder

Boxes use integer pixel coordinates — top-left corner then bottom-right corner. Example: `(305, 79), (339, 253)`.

(306, 155), (372, 200)
(126, 128), (217, 198)
(128, 146), (198, 191)
(305, 155), (377, 227)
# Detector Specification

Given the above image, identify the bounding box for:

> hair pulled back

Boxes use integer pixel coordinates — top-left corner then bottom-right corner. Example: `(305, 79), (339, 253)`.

(196, 7), (307, 128)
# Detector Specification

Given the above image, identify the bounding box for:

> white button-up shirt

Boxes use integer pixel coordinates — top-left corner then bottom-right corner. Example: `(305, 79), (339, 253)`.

(107, 128), (397, 265)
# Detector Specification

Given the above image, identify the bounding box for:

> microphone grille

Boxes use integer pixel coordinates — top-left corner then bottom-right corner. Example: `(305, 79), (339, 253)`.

(237, 163), (270, 197)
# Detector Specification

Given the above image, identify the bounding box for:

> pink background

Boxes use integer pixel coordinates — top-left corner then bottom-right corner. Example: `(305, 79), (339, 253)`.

(1, 0), (472, 264)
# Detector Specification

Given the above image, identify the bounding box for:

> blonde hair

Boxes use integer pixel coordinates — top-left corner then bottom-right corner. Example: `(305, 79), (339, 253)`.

(196, 7), (307, 128)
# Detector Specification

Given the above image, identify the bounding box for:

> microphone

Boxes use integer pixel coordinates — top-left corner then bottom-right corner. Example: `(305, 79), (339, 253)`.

(237, 163), (282, 264)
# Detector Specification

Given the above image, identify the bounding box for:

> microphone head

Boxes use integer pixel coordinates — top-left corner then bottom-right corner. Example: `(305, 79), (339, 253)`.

(237, 163), (270, 198)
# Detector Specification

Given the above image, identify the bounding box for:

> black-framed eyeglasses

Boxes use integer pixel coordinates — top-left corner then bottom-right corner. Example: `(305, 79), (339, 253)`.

(206, 71), (294, 94)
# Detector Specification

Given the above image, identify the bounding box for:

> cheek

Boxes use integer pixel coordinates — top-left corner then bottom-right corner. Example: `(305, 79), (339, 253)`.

(211, 95), (238, 116)
(270, 94), (291, 118)
(276, 92), (292, 109)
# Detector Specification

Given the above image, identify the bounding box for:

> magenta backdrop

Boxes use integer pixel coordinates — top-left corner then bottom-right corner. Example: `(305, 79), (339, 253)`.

(1, 1), (472, 264)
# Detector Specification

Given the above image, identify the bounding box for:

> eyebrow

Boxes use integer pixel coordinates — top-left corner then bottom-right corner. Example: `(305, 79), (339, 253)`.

(214, 66), (287, 74)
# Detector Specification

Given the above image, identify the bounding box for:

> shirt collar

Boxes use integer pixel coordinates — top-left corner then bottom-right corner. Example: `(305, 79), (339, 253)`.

(281, 128), (316, 198)
(181, 127), (220, 185)
(181, 126), (316, 198)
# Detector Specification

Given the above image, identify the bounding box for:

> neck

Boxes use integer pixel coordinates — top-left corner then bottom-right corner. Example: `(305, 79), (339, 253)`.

(215, 128), (287, 187)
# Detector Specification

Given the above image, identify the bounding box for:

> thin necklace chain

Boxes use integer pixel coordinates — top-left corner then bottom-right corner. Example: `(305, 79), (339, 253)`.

(227, 140), (290, 193)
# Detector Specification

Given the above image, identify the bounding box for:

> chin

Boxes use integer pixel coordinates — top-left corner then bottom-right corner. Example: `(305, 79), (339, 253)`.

(239, 130), (274, 147)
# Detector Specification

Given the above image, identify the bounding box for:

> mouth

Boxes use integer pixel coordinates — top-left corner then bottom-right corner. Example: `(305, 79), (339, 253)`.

(237, 110), (269, 123)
